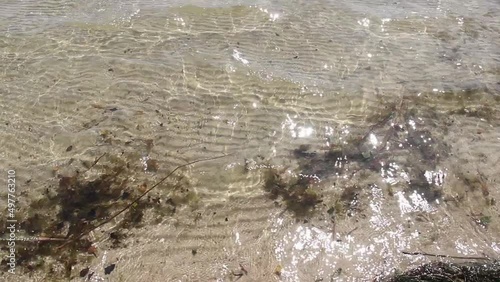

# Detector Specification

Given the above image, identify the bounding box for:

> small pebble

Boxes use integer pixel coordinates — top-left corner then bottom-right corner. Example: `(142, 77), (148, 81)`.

(104, 264), (116, 275)
(80, 267), (89, 277)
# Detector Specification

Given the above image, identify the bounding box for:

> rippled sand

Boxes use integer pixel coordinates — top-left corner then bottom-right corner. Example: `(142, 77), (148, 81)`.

(0, 0), (499, 281)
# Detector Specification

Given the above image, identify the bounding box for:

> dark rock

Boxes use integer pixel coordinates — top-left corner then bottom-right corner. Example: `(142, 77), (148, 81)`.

(104, 264), (115, 275)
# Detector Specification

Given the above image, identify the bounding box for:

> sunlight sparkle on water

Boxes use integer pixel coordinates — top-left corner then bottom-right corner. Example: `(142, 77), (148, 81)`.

(232, 49), (249, 65)
(369, 133), (378, 148)
(358, 18), (370, 27)
(259, 7), (280, 21)
(298, 126), (314, 138)
(282, 114), (314, 138)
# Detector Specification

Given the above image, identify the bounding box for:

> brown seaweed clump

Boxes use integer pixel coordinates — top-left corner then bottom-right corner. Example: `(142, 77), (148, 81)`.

(385, 261), (500, 282)
(0, 157), (137, 279)
(263, 168), (322, 217)
(449, 106), (495, 121)
(0, 154), (186, 280)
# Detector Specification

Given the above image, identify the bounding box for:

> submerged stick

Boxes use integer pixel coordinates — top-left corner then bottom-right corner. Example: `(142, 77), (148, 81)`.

(401, 250), (491, 261)
(86, 152), (107, 172)
(58, 153), (231, 249)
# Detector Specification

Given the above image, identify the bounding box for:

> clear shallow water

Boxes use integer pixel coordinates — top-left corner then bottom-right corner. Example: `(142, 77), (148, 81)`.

(0, 0), (499, 281)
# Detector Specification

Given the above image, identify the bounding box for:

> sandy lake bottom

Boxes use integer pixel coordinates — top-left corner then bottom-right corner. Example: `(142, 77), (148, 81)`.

(0, 1), (500, 281)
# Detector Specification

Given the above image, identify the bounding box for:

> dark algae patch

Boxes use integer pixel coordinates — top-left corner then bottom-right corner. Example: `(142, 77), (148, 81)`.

(257, 95), (500, 280)
(385, 261), (500, 282)
(0, 153), (226, 280)
(0, 154), (146, 279)
(265, 98), (450, 214)
(263, 168), (322, 217)
(449, 106), (495, 120)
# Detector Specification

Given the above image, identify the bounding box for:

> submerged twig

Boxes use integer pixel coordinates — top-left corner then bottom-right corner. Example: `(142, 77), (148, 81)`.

(477, 169), (490, 197)
(401, 250), (491, 260)
(58, 153), (231, 249)
(346, 226), (358, 237)
(86, 153), (107, 172)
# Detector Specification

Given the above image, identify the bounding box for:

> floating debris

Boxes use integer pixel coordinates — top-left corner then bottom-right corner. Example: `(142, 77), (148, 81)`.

(274, 264), (283, 276)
